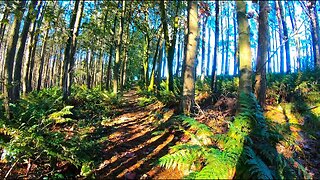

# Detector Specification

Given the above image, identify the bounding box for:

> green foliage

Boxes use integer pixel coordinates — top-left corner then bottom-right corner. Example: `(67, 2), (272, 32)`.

(159, 93), (308, 179)
(0, 86), (114, 178)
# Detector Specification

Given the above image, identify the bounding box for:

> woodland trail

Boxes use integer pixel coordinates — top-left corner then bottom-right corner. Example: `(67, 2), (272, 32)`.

(92, 90), (183, 179)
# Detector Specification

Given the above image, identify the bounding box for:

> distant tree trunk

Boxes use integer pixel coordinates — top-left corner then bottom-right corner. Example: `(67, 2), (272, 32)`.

(181, 1), (198, 115)
(113, 0), (125, 95)
(156, 38), (164, 93)
(254, 0), (269, 108)
(27, 2), (46, 93)
(211, 0), (219, 92)
(233, 9), (238, 76)
(62, 0), (83, 100)
(67, 0), (84, 96)
(13, 1), (38, 101)
(287, 1), (301, 72)
(236, 0), (252, 95)
(175, 33), (181, 76)
(220, 10), (225, 75)
(86, 50), (91, 89)
(275, 1), (285, 73)
(3, 1), (25, 117)
(142, 34), (150, 88)
(200, 17), (207, 81)
(225, 9), (230, 75)
(37, 27), (49, 91)
(106, 16), (117, 90)
(307, 1), (320, 68)
(277, 1), (291, 73)
(206, 24), (211, 76)
(149, 34), (162, 92)
(160, 0), (179, 92)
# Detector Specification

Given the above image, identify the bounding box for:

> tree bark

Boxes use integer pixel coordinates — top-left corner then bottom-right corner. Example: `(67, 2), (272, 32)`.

(307, 1), (320, 68)
(211, 0), (219, 92)
(236, 0), (252, 95)
(3, 1), (26, 117)
(181, 1), (198, 115)
(13, 1), (38, 101)
(37, 27), (49, 91)
(254, 0), (269, 108)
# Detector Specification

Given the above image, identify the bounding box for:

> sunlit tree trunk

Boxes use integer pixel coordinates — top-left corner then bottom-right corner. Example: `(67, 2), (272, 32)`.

(142, 34), (150, 88)
(62, 0), (83, 100)
(236, 0), (252, 95)
(3, 1), (25, 117)
(254, 0), (269, 108)
(13, 1), (38, 101)
(149, 33), (162, 92)
(233, 6), (238, 76)
(211, 0), (219, 92)
(225, 8), (230, 75)
(278, 1), (291, 73)
(113, 0), (125, 95)
(206, 24), (211, 76)
(181, 1), (198, 115)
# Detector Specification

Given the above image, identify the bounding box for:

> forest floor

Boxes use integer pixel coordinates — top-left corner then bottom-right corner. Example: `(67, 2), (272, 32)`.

(1, 89), (319, 179)
(91, 89), (184, 179)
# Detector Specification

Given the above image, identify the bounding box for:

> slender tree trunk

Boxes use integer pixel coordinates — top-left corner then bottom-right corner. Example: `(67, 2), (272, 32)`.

(13, 1), (38, 101)
(3, 1), (25, 117)
(37, 27), (49, 91)
(200, 17), (207, 81)
(275, 1), (285, 73)
(62, 0), (83, 100)
(106, 16), (117, 90)
(225, 9), (230, 75)
(86, 50), (91, 89)
(211, 0), (219, 92)
(233, 8), (238, 76)
(254, 0), (269, 108)
(149, 34), (162, 92)
(206, 24), (211, 76)
(142, 35), (150, 88)
(236, 0), (252, 95)
(113, 0), (125, 95)
(181, 1), (198, 115)
(307, 1), (320, 68)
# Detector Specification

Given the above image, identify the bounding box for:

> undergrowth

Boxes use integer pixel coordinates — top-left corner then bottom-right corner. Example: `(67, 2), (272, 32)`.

(0, 86), (117, 178)
(159, 93), (310, 179)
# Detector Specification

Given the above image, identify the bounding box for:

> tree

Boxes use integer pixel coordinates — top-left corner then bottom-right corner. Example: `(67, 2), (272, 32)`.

(3, 1), (26, 117)
(211, 0), (219, 92)
(12, 1), (38, 101)
(62, 0), (84, 100)
(236, 0), (252, 95)
(307, 0), (320, 68)
(254, 0), (270, 108)
(181, 1), (198, 115)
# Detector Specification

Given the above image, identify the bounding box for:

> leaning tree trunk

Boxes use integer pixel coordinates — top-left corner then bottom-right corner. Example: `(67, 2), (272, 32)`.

(181, 1), (199, 115)
(307, 1), (320, 68)
(254, 0), (270, 108)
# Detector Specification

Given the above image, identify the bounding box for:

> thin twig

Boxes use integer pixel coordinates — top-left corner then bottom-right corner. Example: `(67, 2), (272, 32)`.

(4, 159), (19, 179)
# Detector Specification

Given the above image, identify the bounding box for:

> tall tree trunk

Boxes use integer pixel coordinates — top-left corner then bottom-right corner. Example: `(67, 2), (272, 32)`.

(142, 35), (150, 88)
(225, 8), (230, 75)
(211, 0), (219, 92)
(113, 0), (125, 95)
(307, 1), (320, 68)
(67, 0), (84, 96)
(106, 15), (117, 90)
(236, 0), (252, 95)
(86, 50), (91, 89)
(37, 27), (49, 91)
(275, 1), (285, 73)
(149, 33), (162, 92)
(233, 7), (238, 76)
(287, 1), (301, 72)
(200, 17), (207, 81)
(3, 1), (26, 117)
(254, 0), (269, 108)
(62, 0), (83, 100)
(160, 0), (179, 92)
(278, 1), (291, 73)
(206, 23), (211, 76)
(13, 1), (38, 101)
(181, 1), (198, 115)
(27, 2), (46, 93)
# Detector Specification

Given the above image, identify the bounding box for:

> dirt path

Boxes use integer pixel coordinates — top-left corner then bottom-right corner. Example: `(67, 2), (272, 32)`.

(92, 90), (182, 179)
